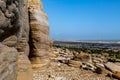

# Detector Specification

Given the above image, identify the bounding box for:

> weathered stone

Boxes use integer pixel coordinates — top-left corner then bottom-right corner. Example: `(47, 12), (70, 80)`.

(6, 0), (13, 5)
(68, 60), (82, 68)
(0, 43), (18, 80)
(0, 0), (6, 12)
(0, 43), (18, 62)
(17, 0), (32, 80)
(5, 10), (14, 18)
(14, 1), (19, 7)
(31, 57), (50, 69)
(82, 62), (96, 71)
(29, 0), (52, 68)
(92, 57), (105, 64)
(113, 72), (120, 79)
(16, 0), (30, 56)
(8, 3), (17, 13)
(74, 51), (91, 62)
(0, 0), (52, 79)
(105, 62), (120, 72)
(2, 35), (17, 47)
(95, 63), (104, 68)
(0, 10), (6, 28)
(0, 0), (29, 80)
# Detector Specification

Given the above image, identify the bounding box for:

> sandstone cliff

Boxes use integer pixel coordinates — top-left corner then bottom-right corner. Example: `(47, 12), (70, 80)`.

(0, 0), (52, 80)
(29, 0), (52, 68)
(0, 0), (22, 80)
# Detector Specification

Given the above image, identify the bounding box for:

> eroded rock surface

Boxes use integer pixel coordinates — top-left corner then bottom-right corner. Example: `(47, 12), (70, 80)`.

(0, 0), (21, 79)
(0, 43), (17, 80)
(0, 0), (52, 80)
(29, 0), (52, 68)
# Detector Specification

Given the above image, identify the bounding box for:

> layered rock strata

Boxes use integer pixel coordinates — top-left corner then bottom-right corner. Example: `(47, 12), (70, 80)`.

(16, 1), (33, 80)
(0, 0), (21, 79)
(0, 43), (17, 80)
(29, 0), (52, 68)
(0, 0), (52, 80)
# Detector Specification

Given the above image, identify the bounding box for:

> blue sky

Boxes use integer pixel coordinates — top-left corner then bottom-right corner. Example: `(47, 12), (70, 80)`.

(42, 0), (120, 40)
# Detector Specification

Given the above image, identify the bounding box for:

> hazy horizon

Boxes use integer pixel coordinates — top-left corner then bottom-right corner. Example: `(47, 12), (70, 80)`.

(42, 0), (120, 40)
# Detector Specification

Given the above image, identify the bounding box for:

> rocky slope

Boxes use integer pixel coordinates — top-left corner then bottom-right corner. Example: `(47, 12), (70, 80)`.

(36, 47), (119, 80)
(0, 0), (52, 80)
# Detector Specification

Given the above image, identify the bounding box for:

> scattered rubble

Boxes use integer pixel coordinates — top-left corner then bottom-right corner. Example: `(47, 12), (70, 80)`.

(50, 47), (120, 80)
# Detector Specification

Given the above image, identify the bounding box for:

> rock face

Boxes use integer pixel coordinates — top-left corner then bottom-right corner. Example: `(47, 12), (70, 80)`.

(0, 0), (52, 80)
(0, 43), (17, 80)
(0, 0), (21, 79)
(0, 0), (21, 46)
(29, 0), (52, 68)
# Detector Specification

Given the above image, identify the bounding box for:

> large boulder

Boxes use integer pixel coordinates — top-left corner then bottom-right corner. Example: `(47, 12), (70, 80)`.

(105, 62), (120, 72)
(105, 62), (120, 79)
